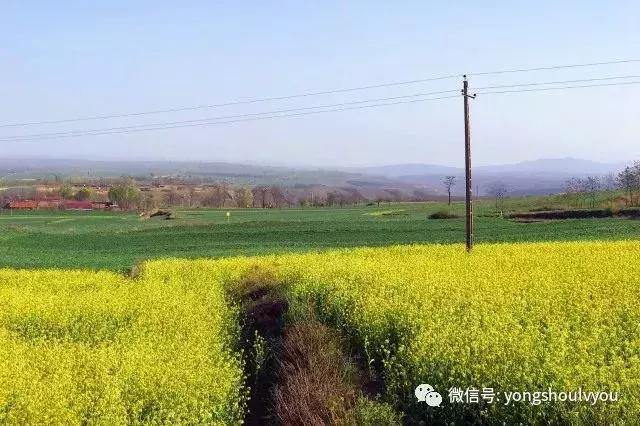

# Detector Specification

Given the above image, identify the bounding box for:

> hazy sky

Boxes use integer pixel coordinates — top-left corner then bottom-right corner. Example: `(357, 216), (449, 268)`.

(0, 1), (638, 167)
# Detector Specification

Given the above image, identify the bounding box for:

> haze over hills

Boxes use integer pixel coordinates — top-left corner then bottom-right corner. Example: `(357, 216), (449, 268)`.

(353, 158), (624, 177)
(354, 158), (627, 196)
(0, 157), (422, 199)
(0, 157), (628, 196)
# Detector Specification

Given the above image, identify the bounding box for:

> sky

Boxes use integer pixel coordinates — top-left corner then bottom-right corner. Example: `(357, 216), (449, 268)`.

(0, 1), (638, 167)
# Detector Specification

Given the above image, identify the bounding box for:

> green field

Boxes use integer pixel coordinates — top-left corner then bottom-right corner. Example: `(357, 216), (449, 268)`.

(1, 199), (639, 270)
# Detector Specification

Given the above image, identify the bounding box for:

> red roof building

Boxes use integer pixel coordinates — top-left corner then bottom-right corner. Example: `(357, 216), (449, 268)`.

(5, 200), (38, 210)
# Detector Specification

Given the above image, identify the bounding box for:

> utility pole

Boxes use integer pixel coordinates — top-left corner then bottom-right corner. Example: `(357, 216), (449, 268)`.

(462, 76), (476, 252)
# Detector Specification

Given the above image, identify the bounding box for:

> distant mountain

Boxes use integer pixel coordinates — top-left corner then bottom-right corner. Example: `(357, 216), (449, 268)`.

(350, 163), (461, 177)
(475, 158), (625, 175)
(355, 158), (627, 196)
(0, 157), (627, 197)
(0, 157), (433, 197)
(356, 158), (624, 178)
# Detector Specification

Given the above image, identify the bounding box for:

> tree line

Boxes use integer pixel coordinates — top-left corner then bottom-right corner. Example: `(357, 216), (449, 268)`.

(104, 181), (435, 211)
(564, 161), (640, 208)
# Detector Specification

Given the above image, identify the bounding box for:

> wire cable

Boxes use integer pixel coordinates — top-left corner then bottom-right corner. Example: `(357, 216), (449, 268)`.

(1, 58), (638, 128)
(476, 80), (640, 96)
(3, 80), (638, 142)
(0, 76), (460, 128)
(468, 59), (640, 77)
(0, 89), (459, 141)
(3, 75), (637, 141)
(472, 75), (640, 91)
(0, 95), (460, 142)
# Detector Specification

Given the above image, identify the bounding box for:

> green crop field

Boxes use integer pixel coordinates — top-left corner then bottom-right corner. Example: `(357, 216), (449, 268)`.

(0, 200), (639, 270)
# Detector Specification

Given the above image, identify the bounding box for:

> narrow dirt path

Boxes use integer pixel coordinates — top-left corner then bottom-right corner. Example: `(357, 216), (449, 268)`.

(233, 276), (400, 425)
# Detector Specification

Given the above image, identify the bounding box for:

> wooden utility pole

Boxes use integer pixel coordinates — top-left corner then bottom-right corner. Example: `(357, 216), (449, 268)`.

(462, 75), (476, 252)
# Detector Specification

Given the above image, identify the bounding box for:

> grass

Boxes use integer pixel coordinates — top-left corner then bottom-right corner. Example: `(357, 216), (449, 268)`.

(274, 321), (400, 425)
(1, 200), (639, 270)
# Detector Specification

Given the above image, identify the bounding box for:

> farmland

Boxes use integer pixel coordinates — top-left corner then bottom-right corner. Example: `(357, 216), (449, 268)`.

(1, 200), (639, 270)
(0, 266), (245, 424)
(1, 241), (639, 423)
(1, 195), (640, 423)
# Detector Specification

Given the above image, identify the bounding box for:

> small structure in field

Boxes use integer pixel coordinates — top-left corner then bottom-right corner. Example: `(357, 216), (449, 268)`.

(4, 200), (38, 210)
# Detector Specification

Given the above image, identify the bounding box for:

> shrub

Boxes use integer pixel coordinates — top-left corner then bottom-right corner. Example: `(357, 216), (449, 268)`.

(344, 396), (402, 425)
(428, 210), (459, 219)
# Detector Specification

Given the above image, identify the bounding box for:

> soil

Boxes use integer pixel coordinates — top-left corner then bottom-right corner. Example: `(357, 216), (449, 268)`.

(236, 283), (391, 425)
(239, 286), (288, 425)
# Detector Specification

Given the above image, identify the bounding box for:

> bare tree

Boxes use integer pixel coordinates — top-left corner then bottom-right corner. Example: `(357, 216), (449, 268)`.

(411, 189), (432, 202)
(384, 189), (403, 203)
(269, 185), (286, 208)
(166, 189), (183, 207)
(566, 177), (600, 208)
(564, 177), (581, 193)
(252, 186), (270, 208)
(443, 176), (456, 205)
(602, 173), (617, 191)
(617, 166), (639, 206)
(139, 191), (159, 212)
(326, 191), (338, 207)
(340, 187), (364, 206)
(235, 187), (253, 208)
(634, 161), (640, 206)
(583, 176), (601, 208)
(486, 181), (508, 214)
(187, 186), (198, 207)
(205, 183), (231, 208)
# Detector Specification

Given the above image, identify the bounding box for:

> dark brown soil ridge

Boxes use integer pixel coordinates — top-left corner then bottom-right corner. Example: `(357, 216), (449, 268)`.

(509, 207), (640, 220)
(239, 284), (288, 425)
(234, 270), (400, 425)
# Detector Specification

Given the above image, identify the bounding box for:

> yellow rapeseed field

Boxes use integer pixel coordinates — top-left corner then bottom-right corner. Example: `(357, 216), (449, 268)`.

(0, 268), (245, 425)
(278, 241), (640, 423)
(152, 241), (640, 423)
(1, 241), (638, 423)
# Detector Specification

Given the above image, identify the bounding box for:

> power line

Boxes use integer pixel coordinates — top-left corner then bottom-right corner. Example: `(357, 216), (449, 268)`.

(476, 80), (640, 95)
(3, 75), (637, 141)
(0, 89), (459, 141)
(0, 76), (460, 128)
(0, 95), (460, 142)
(468, 58), (640, 77)
(1, 58), (638, 128)
(472, 75), (640, 91)
(3, 79), (639, 142)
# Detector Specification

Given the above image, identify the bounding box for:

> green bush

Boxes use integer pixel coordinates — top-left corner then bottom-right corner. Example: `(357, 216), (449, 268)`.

(428, 210), (459, 219)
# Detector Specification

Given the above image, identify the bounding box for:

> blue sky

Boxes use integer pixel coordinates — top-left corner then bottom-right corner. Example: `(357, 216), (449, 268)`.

(0, 1), (638, 167)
